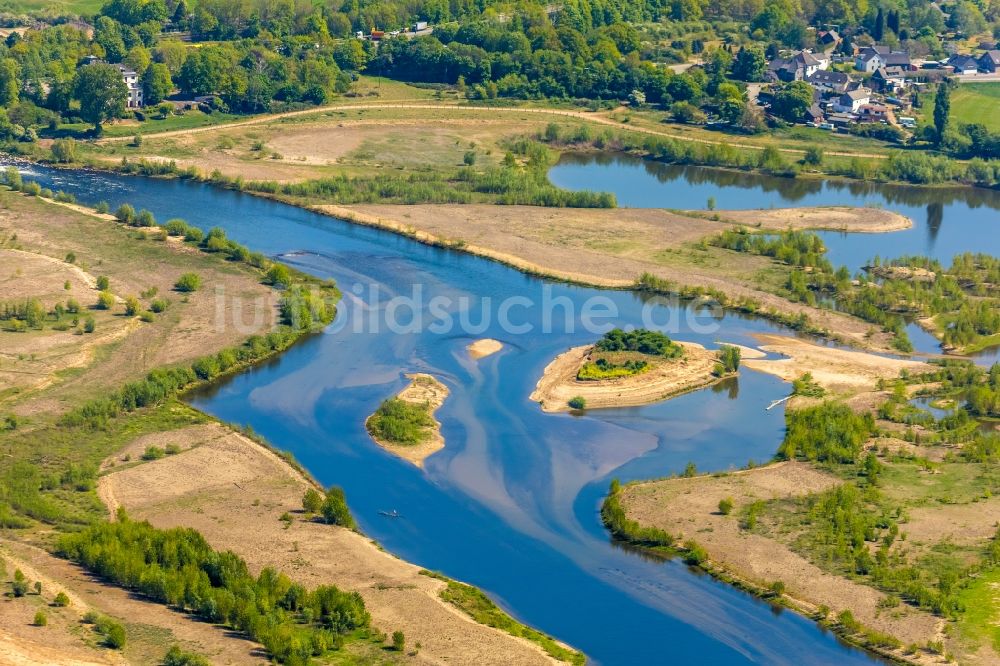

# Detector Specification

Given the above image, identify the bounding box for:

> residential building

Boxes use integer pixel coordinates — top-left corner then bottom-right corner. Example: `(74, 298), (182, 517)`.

(871, 66), (906, 93)
(855, 46), (911, 72)
(947, 54), (980, 75)
(979, 50), (1000, 72)
(767, 50), (828, 82)
(81, 56), (143, 108)
(834, 88), (871, 113)
(818, 30), (841, 47)
(115, 64), (143, 108)
(857, 103), (896, 124)
(806, 69), (850, 94)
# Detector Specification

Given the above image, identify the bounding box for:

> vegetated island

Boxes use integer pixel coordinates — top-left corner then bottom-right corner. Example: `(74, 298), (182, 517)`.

(530, 328), (740, 412)
(468, 338), (504, 359)
(366, 373), (450, 467)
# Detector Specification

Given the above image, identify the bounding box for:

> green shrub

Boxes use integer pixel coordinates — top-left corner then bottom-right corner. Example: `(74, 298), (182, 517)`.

(302, 488), (323, 514)
(96, 291), (115, 310)
(141, 446), (165, 461)
(163, 646), (211, 666)
(718, 497), (734, 515)
(392, 630), (405, 651)
(174, 273), (201, 292)
(96, 275), (109, 291)
(124, 296), (140, 316)
(33, 610), (47, 626)
(114, 204), (136, 225)
(568, 396), (587, 410)
(53, 591), (70, 607)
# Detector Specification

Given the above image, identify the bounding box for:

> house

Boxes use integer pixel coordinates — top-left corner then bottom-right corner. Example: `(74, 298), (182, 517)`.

(807, 69), (850, 94)
(115, 64), (143, 108)
(834, 87), (871, 113)
(855, 46), (911, 72)
(857, 103), (896, 124)
(82, 56), (143, 108)
(768, 50), (828, 81)
(805, 103), (825, 124)
(947, 54), (980, 75)
(871, 66), (906, 93)
(818, 30), (841, 47)
(979, 50), (1000, 72)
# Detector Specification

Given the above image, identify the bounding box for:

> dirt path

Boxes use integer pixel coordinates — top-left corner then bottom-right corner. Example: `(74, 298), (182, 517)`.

(366, 373), (450, 468)
(99, 103), (892, 159)
(530, 341), (721, 412)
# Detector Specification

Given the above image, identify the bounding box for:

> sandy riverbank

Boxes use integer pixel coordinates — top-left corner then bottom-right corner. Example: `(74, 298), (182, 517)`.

(366, 373), (450, 467)
(468, 338), (503, 359)
(743, 333), (931, 393)
(97, 422), (567, 665)
(530, 341), (721, 412)
(321, 203), (910, 353)
(618, 464), (943, 662)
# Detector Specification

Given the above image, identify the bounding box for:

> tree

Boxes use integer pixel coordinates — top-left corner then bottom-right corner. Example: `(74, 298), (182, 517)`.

(142, 63), (173, 104)
(0, 58), (19, 107)
(33, 611), (47, 626)
(97, 275), (110, 291)
(54, 592), (70, 607)
(392, 630), (405, 651)
(124, 296), (140, 316)
(933, 82), (950, 146)
(12, 569), (28, 597)
(731, 46), (766, 82)
(302, 488), (323, 514)
(718, 497), (734, 515)
(771, 81), (814, 123)
(321, 486), (355, 528)
(74, 64), (127, 132)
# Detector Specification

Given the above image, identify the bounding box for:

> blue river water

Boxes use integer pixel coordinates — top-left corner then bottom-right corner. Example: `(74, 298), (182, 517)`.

(13, 161), (932, 665)
(549, 152), (1000, 276)
(549, 152), (1000, 363)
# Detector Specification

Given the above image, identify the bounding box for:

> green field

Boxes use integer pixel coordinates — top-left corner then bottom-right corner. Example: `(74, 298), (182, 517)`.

(951, 82), (1000, 131)
(0, 0), (102, 14)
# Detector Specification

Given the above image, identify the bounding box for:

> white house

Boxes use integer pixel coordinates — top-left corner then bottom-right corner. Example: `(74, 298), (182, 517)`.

(115, 64), (143, 108)
(856, 46), (911, 73)
(834, 88), (871, 113)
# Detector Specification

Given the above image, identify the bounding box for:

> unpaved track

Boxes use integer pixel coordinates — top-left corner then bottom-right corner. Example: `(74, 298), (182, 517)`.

(99, 103), (890, 159)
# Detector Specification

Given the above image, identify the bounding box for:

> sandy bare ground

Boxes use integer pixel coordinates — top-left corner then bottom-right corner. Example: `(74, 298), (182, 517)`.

(743, 333), (931, 394)
(366, 373), (450, 468)
(620, 464), (943, 657)
(716, 206), (911, 233)
(530, 341), (720, 412)
(467, 338), (503, 359)
(325, 204), (907, 353)
(97, 423), (563, 665)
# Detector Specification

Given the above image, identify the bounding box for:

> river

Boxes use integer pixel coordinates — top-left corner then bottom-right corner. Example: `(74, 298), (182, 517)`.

(16, 160), (976, 665)
(550, 152), (1000, 362)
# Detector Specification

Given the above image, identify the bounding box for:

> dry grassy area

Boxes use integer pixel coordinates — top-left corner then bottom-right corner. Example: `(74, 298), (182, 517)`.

(0, 191), (276, 416)
(619, 464), (945, 653)
(98, 423), (562, 665)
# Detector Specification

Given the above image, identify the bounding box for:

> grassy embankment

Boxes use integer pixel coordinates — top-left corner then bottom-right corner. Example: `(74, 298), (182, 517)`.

(605, 360), (1000, 664)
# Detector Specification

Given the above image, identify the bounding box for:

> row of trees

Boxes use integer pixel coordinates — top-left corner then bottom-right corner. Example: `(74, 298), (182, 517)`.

(57, 516), (370, 663)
